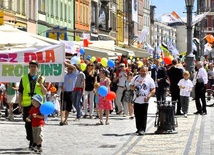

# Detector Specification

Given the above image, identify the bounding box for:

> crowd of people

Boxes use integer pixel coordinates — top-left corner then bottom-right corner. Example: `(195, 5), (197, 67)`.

(0, 54), (213, 153)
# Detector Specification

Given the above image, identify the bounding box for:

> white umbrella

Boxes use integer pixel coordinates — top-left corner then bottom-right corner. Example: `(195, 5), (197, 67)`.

(0, 25), (59, 50)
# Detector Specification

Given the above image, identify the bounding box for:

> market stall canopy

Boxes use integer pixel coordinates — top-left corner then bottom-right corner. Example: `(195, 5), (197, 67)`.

(129, 46), (150, 58)
(0, 25), (59, 50)
(115, 46), (135, 57)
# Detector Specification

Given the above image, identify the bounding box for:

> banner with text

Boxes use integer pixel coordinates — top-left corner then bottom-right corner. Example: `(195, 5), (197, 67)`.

(0, 44), (65, 82)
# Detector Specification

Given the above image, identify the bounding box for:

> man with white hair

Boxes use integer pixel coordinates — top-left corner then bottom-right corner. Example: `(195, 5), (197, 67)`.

(194, 61), (208, 115)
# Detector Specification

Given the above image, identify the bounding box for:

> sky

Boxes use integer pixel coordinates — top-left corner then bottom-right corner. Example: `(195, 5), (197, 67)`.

(151, 0), (197, 19)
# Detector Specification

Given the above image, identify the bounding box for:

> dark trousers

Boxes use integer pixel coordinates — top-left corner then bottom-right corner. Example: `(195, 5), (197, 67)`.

(171, 88), (181, 114)
(22, 105), (33, 142)
(195, 85), (207, 113)
(134, 103), (148, 132)
(156, 87), (166, 105)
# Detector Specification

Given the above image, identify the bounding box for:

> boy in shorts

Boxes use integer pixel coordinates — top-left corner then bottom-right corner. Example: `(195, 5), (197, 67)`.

(26, 94), (44, 153)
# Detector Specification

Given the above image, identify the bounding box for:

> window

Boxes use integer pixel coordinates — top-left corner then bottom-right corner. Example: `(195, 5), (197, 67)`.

(68, 3), (71, 22)
(80, 3), (83, 23)
(0, 0), (3, 7)
(56, 0), (58, 17)
(86, 6), (89, 25)
(17, 0), (20, 13)
(60, 2), (63, 19)
(29, 0), (36, 20)
(8, 0), (13, 10)
(64, 3), (67, 20)
(38, 0), (45, 12)
(21, 0), (25, 15)
(51, 0), (54, 16)
(75, 1), (78, 22)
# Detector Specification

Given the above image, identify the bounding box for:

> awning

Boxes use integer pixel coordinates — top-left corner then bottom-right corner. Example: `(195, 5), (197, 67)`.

(115, 46), (135, 56)
(129, 46), (150, 58)
(84, 47), (122, 59)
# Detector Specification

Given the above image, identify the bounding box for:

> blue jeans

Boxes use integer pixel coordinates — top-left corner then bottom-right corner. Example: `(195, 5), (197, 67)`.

(72, 90), (83, 119)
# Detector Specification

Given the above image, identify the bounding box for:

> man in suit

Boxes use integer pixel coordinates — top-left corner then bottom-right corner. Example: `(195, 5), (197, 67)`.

(167, 59), (183, 115)
(151, 59), (169, 106)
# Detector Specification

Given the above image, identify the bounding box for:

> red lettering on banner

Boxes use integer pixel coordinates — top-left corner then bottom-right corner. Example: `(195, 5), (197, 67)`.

(0, 53), (17, 62)
(24, 53), (36, 62)
(24, 50), (56, 63)
(46, 50), (55, 62)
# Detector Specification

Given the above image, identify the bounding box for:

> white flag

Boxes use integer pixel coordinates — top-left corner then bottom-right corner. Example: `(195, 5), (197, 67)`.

(138, 28), (148, 43)
(192, 11), (210, 26)
(146, 43), (154, 54)
(59, 39), (77, 54)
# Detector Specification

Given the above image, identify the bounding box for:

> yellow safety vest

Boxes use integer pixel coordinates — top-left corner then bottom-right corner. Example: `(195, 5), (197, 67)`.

(22, 75), (45, 107)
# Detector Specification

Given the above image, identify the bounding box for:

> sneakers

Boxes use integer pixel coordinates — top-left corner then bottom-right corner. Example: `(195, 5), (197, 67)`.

(73, 118), (80, 121)
(34, 147), (42, 153)
(8, 115), (14, 121)
(184, 114), (188, 118)
(138, 131), (145, 136)
(96, 121), (104, 125)
(59, 121), (68, 126)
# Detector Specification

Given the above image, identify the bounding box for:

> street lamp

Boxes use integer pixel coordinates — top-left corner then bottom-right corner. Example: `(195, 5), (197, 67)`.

(185, 0), (195, 74)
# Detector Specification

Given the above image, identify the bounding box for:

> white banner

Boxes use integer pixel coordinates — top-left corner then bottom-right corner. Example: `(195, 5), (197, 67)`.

(0, 44), (65, 82)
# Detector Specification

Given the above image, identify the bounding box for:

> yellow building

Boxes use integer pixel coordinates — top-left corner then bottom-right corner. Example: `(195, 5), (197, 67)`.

(116, 0), (124, 46)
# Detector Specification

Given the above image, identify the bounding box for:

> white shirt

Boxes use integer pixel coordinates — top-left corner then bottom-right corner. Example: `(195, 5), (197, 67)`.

(178, 79), (193, 97)
(130, 75), (155, 104)
(197, 67), (208, 84)
(117, 71), (127, 86)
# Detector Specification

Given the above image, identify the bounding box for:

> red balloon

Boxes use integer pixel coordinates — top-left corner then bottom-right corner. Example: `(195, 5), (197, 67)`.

(126, 68), (130, 73)
(118, 56), (121, 61)
(97, 57), (101, 62)
(106, 91), (116, 100)
(163, 57), (172, 65)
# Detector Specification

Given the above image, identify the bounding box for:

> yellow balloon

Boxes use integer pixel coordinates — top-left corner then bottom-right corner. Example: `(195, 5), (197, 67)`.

(90, 56), (96, 62)
(137, 58), (139, 61)
(129, 56), (133, 60)
(78, 59), (81, 64)
(169, 55), (173, 60)
(101, 57), (108, 67)
(80, 63), (87, 71)
(159, 58), (163, 62)
(138, 61), (143, 67)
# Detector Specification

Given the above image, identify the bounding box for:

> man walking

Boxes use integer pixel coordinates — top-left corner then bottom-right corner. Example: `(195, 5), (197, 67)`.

(18, 60), (47, 149)
(130, 66), (155, 136)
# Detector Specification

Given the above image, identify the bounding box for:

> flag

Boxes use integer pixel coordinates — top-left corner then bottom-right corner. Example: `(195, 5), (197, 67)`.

(146, 43), (154, 54)
(83, 39), (93, 47)
(171, 11), (184, 23)
(161, 13), (182, 24)
(204, 34), (214, 44)
(59, 39), (77, 54)
(167, 39), (179, 56)
(138, 28), (148, 43)
(192, 11), (210, 26)
(157, 46), (165, 58)
(192, 41), (197, 51)
(204, 43), (212, 52)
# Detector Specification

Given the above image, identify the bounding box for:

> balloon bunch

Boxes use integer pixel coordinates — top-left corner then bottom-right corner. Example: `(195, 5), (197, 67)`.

(98, 86), (116, 100)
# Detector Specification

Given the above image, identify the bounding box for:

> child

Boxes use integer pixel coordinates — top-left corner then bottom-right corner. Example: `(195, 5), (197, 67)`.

(49, 86), (60, 117)
(96, 69), (112, 125)
(121, 72), (134, 119)
(94, 82), (100, 119)
(177, 71), (193, 118)
(26, 94), (44, 153)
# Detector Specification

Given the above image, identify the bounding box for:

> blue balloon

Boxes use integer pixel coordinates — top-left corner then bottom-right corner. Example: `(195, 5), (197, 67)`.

(98, 86), (108, 97)
(79, 48), (85, 55)
(151, 64), (156, 69)
(87, 55), (91, 60)
(40, 102), (55, 115)
(107, 60), (115, 68)
(70, 56), (78, 64)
